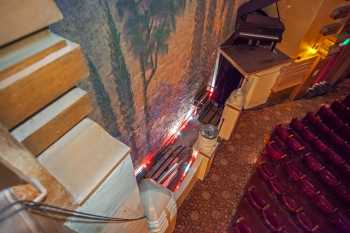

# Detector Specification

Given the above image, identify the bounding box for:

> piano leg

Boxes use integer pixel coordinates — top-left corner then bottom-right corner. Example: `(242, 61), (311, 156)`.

(270, 41), (276, 52)
(248, 39), (253, 46)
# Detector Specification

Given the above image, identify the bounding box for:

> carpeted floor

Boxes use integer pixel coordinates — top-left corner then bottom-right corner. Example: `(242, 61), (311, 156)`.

(174, 79), (350, 233)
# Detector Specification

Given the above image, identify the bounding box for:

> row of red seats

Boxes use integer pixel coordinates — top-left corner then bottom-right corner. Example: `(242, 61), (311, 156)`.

(271, 125), (350, 232)
(284, 160), (350, 233)
(258, 163), (321, 232)
(247, 186), (288, 232)
(274, 125), (350, 205)
(290, 119), (350, 178)
(233, 95), (350, 233)
(317, 106), (350, 142)
(303, 113), (350, 156)
(331, 101), (350, 126)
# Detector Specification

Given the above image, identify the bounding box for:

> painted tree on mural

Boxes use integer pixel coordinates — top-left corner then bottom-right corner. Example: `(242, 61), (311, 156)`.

(221, 0), (235, 40)
(186, 0), (234, 95)
(86, 56), (121, 137)
(52, 0), (236, 163)
(51, 0), (123, 138)
(115, 0), (188, 148)
(99, 0), (138, 151)
(185, 0), (206, 93)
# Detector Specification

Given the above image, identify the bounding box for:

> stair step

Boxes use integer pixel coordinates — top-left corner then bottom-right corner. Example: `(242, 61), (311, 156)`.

(0, 0), (62, 46)
(38, 119), (130, 204)
(0, 41), (89, 129)
(0, 30), (67, 81)
(65, 155), (147, 233)
(11, 88), (91, 156)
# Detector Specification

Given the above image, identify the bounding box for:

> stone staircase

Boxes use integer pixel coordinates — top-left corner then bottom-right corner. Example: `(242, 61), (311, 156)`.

(0, 1), (148, 233)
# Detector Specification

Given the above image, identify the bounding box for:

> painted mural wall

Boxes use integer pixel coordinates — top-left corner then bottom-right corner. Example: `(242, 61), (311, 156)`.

(51, 0), (237, 166)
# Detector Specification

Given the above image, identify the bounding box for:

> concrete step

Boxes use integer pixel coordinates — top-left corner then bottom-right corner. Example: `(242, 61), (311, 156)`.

(11, 88), (91, 156)
(0, 30), (67, 81)
(0, 41), (89, 129)
(38, 118), (148, 233)
(38, 118), (130, 204)
(0, 0), (62, 46)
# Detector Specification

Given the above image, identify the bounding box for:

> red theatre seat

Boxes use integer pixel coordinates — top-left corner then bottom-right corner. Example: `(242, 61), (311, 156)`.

(312, 139), (329, 153)
(281, 195), (303, 213)
(265, 143), (286, 160)
(247, 186), (269, 210)
(300, 178), (319, 198)
(323, 148), (345, 166)
(286, 162), (306, 181)
(319, 169), (340, 187)
(262, 208), (285, 232)
(296, 211), (320, 233)
(331, 101), (350, 125)
(286, 136), (304, 152)
(318, 106), (343, 130)
(274, 125), (291, 141)
(312, 193), (337, 215)
(300, 127), (318, 143)
(233, 217), (253, 233)
(269, 178), (287, 196)
(304, 153), (324, 173)
(258, 163), (277, 181)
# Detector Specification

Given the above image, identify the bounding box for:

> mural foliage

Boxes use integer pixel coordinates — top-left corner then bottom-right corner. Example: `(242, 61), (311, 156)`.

(52, 0), (236, 165)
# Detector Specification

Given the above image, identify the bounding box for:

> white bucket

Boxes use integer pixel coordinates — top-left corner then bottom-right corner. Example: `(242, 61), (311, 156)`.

(197, 124), (218, 155)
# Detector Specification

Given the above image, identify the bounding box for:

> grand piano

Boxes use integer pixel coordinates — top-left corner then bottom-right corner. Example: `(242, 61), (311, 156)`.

(227, 0), (285, 50)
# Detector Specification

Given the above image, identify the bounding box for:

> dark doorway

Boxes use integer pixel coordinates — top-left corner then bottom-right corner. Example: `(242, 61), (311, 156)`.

(212, 55), (244, 105)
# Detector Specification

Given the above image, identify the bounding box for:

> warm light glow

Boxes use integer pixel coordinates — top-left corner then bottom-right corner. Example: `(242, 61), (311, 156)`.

(306, 46), (318, 55)
(192, 150), (199, 159)
(297, 44), (320, 61)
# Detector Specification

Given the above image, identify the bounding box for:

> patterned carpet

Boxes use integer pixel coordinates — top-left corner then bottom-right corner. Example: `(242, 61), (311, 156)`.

(174, 78), (350, 233)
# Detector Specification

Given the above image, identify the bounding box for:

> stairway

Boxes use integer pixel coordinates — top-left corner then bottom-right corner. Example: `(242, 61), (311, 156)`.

(0, 2), (148, 233)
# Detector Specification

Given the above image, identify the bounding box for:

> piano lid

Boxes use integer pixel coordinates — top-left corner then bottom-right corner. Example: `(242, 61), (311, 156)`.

(238, 0), (279, 17)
